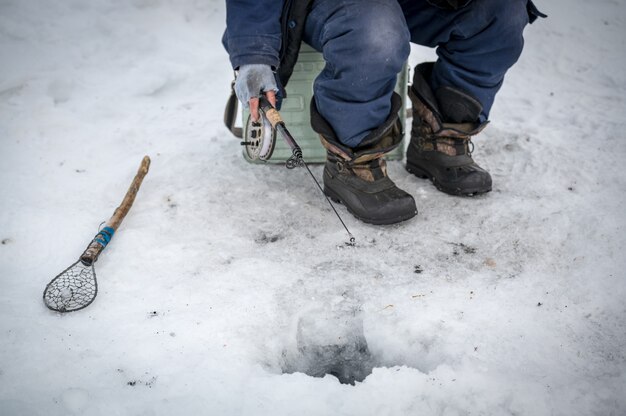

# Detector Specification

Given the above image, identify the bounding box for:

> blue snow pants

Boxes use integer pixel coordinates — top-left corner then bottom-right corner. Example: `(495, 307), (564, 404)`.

(303, 0), (537, 148)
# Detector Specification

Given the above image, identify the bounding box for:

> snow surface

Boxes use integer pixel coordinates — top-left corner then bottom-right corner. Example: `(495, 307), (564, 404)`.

(1, 0), (625, 415)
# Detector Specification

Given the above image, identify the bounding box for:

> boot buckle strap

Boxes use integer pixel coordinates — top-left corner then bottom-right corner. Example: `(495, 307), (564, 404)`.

(424, 136), (473, 156)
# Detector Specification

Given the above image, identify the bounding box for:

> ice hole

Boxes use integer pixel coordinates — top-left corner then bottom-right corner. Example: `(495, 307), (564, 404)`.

(280, 306), (375, 385)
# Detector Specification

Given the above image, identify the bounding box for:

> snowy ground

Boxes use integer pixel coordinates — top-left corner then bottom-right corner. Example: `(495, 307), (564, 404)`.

(1, 0), (625, 415)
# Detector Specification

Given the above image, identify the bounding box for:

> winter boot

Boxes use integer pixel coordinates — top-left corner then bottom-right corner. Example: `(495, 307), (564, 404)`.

(310, 93), (417, 225)
(406, 63), (492, 196)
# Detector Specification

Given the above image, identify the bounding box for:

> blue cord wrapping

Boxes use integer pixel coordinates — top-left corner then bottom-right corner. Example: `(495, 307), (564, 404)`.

(94, 226), (115, 247)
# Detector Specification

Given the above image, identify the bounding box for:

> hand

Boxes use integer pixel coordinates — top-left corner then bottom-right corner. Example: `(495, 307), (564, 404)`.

(235, 64), (278, 122)
(249, 91), (277, 123)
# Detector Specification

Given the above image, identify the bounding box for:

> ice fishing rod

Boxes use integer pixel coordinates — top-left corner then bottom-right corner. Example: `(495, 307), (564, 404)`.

(243, 95), (355, 245)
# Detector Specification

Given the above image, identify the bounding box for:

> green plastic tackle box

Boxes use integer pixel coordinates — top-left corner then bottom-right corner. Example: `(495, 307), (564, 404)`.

(241, 44), (408, 164)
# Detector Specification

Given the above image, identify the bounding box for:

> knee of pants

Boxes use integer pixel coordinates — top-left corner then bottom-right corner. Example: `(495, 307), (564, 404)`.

(469, 0), (529, 55)
(322, 4), (410, 84)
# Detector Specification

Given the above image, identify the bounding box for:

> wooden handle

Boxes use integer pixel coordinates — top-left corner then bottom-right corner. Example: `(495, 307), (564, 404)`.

(107, 155), (150, 230)
(80, 156), (150, 265)
(259, 95), (284, 129)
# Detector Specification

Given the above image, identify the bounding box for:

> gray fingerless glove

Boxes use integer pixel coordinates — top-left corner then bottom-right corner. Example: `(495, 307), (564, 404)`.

(235, 64), (278, 108)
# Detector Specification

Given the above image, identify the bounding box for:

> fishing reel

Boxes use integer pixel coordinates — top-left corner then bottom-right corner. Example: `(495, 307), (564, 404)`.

(241, 108), (276, 161)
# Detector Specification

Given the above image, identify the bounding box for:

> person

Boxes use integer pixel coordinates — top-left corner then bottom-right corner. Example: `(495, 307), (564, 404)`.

(223, 0), (545, 225)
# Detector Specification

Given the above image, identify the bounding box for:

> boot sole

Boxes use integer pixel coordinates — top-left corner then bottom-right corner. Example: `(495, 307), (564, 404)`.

(324, 186), (417, 226)
(406, 162), (492, 197)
